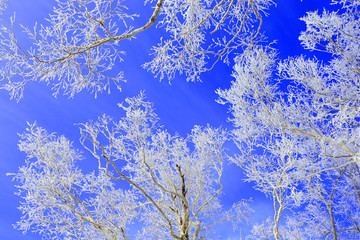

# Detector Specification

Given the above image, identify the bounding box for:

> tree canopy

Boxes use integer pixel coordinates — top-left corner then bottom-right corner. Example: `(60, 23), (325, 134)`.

(2, 0), (360, 239)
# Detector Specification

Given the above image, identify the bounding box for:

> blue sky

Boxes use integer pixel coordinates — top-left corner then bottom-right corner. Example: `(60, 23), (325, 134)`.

(0, 0), (332, 239)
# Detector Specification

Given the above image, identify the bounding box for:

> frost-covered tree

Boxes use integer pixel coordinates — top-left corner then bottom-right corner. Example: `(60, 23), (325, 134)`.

(218, 0), (360, 239)
(0, 0), (273, 100)
(9, 93), (250, 240)
(218, 47), (309, 240)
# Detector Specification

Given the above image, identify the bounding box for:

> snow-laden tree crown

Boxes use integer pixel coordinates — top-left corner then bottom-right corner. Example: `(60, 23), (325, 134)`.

(4, 0), (360, 239)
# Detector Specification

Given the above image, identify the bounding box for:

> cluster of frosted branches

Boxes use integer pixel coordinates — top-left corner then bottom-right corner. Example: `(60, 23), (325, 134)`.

(217, 1), (360, 238)
(144, 0), (273, 82)
(9, 124), (138, 239)
(0, 0), (141, 100)
(0, 0), (273, 100)
(10, 93), (251, 240)
(0, 0), (6, 14)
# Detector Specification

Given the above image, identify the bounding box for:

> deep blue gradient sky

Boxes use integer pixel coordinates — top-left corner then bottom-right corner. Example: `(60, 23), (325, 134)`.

(0, 0), (332, 239)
